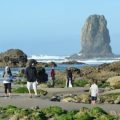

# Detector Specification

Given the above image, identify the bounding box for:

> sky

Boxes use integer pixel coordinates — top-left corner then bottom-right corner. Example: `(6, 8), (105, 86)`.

(0, 0), (120, 56)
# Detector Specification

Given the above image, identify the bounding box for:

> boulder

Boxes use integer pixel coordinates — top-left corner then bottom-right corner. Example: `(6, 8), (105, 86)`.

(0, 49), (27, 67)
(107, 76), (120, 89)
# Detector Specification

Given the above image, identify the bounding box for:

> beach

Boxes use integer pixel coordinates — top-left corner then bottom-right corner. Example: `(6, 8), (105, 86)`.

(0, 86), (120, 112)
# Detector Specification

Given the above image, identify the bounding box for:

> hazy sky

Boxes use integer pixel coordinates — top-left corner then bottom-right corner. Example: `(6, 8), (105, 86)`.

(0, 0), (120, 56)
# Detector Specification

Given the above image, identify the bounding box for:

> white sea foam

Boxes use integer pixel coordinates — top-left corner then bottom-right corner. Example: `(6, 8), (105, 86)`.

(28, 55), (68, 63)
(28, 55), (120, 64)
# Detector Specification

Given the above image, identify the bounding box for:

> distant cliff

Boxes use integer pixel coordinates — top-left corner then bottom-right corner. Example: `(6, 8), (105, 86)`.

(69, 15), (114, 59)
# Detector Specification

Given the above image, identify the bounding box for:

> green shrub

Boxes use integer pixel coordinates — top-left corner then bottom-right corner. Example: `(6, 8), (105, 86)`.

(56, 114), (73, 120)
(13, 86), (28, 93)
(73, 80), (88, 87)
(90, 107), (107, 117)
(13, 86), (48, 95)
(75, 111), (93, 120)
(14, 80), (27, 85)
(56, 110), (78, 120)
(41, 106), (65, 117)
(47, 80), (66, 88)
(98, 82), (110, 88)
(55, 80), (66, 88)
(96, 114), (116, 120)
(0, 113), (8, 119)
(32, 111), (46, 120)
(0, 106), (118, 120)
(38, 89), (48, 96)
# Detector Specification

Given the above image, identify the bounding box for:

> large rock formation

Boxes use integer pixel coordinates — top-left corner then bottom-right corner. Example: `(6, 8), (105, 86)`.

(0, 49), (27, 67)
(81, 15), (113, 58)
(70, 15), (114, 59)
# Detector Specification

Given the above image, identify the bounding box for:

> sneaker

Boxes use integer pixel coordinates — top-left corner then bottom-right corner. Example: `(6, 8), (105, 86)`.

(29, 95), (32, 98)
(35, 95), (40, 98)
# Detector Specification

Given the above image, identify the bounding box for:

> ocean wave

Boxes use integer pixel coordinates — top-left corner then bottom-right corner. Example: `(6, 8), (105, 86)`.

(28, 55), (68, 60)
(28, 55), (120, 64)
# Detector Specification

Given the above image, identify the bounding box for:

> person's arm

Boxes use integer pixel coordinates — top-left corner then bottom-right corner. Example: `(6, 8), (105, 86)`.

(9, 69), (12, 76)
(25, 67), (28, 78)
(2, 71), (5, 77)
(89, 87), (91, 95)
(96, 86), (99, 96)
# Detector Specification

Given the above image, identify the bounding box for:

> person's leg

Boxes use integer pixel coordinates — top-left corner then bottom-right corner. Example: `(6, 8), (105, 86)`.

(4, 83), (8, 96)
(33, 81), (38, 96)
(94, 97), (97, 105)
(91, 100), (95, 105)
(91, 97), (96, 105)
(7, 83), (11, 97)
(71, 78), (73, 87)
(27, 82), (32, 97)
(52, 77), (55, 87)
(69, 78), (72, 87)
(67, 78), (69, 87)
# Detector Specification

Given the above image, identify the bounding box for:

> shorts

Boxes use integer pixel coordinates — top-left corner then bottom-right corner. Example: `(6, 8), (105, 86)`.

(27, 81), (37, 90)
(91, 96), (97, 101)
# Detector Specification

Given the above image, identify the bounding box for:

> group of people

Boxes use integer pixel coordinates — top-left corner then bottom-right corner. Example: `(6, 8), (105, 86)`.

(2, 60), (98, 105)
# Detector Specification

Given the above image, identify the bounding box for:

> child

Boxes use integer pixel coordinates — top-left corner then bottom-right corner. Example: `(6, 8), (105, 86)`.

(89, 80), (99, 105)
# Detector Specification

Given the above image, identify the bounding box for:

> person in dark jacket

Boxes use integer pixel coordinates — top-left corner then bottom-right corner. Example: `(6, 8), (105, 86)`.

(25, 60), (38, 98)
(66, 67), (73, 87)
(37, 67), (48, 83)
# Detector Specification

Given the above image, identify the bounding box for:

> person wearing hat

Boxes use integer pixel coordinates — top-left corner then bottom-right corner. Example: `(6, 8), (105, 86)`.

(25, 60), (38, 98)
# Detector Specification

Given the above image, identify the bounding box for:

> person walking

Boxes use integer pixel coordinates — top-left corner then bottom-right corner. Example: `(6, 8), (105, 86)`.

(89, 79), (99, 105)
(25, 60), (38, 98)
(65, 67), (73, 88)
(3, 66), (13, 97)
(50, 66), (55, 87)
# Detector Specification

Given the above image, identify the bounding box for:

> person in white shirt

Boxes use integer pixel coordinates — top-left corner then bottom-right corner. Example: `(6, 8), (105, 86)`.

(89, 80), (98, 105)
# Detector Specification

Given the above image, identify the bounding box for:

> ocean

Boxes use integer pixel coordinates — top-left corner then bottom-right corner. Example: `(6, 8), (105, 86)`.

(0, 54), (120, 81)
(0, 64), (87, 81)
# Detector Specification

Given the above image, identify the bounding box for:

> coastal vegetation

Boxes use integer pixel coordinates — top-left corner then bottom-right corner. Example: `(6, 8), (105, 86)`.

(0, 105), (119, 120)
(0, 49), (120, 119)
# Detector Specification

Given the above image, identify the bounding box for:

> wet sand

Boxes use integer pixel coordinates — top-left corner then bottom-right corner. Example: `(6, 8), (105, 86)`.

(0, 87), (120, 112)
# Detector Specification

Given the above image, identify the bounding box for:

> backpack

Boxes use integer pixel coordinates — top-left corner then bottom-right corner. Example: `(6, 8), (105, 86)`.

(7, 75), (13, 81)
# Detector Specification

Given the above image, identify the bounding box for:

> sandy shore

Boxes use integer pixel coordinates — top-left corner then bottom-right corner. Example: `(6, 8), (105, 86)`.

(0, 87), (120, 112)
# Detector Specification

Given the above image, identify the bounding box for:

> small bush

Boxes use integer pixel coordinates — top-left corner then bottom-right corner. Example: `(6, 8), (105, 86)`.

(41, 106), (65, 117)
(14, 80), (27, 85)
(90, 107), (107, 117)
(73, 80), (88, 87)
(13, 86), (28, 93)
(13, 86), (48, 95)
(98, 82), (110, 88)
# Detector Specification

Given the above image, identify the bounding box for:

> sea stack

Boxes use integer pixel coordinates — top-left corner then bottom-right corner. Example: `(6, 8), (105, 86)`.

(69, 15), (114, 59)
(81, 14), (113, 58)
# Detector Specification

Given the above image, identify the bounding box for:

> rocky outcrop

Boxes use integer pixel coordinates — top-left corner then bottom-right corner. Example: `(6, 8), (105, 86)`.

(107, 76), (120, 89)
(81, 15), (113, 58)
(0, 49), (27, 67)
(69, 14), (114, 59)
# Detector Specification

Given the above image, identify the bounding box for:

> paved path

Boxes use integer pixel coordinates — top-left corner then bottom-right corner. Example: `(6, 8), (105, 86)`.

(0, 87), (120, 112)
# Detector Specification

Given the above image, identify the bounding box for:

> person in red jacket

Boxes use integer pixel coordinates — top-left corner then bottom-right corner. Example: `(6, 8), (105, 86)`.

(50, 66), (55, 87)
